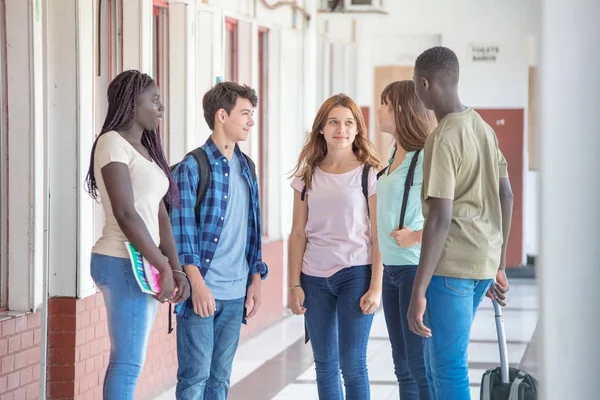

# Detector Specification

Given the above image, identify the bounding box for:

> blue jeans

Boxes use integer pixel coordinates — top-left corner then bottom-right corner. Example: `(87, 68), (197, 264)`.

(175, 296), (245, 400)
(90, 253), (158, 400)
(424, 276), (493, 400)
(302, 265), (374, 400)
(382, 265), (429, 400)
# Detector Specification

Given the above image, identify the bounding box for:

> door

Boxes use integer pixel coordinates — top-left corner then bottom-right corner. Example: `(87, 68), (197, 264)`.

(475, 108), (525, 268)
(373, 66), (414, 161)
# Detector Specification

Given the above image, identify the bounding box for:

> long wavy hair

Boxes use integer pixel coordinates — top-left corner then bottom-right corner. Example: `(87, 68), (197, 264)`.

(290, 94), (382, 189)
(380, 80), (436, 153)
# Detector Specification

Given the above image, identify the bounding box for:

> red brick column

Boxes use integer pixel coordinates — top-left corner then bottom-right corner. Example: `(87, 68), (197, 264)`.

(47, 294), (178, 400)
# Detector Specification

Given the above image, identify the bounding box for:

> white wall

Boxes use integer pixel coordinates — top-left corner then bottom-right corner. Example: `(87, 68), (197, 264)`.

(318, 1), (540, 260)
(5, 0), (45, 311)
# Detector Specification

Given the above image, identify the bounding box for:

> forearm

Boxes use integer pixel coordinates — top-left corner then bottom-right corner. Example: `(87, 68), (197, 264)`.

(413, 216), (451, 296)
(499, 179), (514, 268)
(184, 264), (205, 287)
(287, 234), (307, 287)
(369, 235), (383, 291)
(116, 212), (170, 274)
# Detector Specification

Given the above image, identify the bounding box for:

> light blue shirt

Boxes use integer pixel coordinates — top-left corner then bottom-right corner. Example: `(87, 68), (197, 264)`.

(376, 150), (425, 266)
(203, 153), (249, 300)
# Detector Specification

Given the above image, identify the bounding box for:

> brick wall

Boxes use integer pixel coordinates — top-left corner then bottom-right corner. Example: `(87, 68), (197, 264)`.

(48, 295), (177, 400)
(44, 239), (286, 399)
(0, 312), (41, 400)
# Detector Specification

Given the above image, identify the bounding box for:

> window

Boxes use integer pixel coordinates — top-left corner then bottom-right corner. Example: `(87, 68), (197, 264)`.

(153, 0), (169, 160)
(0, 0), (8, 309)
(224, 18), (238, 82)
(258, 27), (269, 235)
(94, 0), (122, 241)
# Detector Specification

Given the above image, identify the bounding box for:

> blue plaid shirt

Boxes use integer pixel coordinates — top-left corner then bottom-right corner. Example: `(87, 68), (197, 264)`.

(170, 137), (268, 287)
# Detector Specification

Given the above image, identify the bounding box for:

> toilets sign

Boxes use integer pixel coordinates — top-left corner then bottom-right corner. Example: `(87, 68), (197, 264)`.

(470, 44), (500, 62)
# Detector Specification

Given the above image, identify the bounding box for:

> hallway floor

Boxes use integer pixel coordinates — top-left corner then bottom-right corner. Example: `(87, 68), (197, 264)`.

(156, 279), (539, 400)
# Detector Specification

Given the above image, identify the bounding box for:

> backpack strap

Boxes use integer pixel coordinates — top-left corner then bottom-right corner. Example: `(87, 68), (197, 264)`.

(362, 164), (372, 217)
(187, 147), (210, 217)
(361, 164), (371, 200)
(398, 150), (421, 229)
(242, 153), (257, 183)
(376, 167), (388, 180)
(300, 165), (372, 204)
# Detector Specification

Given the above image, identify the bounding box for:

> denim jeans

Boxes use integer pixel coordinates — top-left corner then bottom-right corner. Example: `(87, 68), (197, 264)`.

(175, 296), (245, 400)
(382, 265), (429, 400)
(90, 253), (158, 400)
(302, 265), (374, 400)
(424, 276), (494, 400)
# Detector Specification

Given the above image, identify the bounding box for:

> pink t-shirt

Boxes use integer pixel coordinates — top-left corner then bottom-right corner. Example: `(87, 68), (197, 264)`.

(291, 165), (377, 278)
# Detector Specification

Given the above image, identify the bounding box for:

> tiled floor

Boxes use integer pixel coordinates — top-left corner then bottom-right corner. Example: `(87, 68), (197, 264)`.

(156, 279), (539, 400)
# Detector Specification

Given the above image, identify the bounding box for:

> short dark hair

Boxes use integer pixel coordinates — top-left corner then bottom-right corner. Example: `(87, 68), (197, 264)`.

(203, 82), (258, 130)
(415, 46), (460, 86)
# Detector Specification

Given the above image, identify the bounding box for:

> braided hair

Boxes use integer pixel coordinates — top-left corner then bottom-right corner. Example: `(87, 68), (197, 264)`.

(84, 70), (180, 207)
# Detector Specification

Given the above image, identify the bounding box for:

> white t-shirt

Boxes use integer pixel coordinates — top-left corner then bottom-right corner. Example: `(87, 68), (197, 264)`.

(291, 165), (377, 278)
(91, 131), (169, 258)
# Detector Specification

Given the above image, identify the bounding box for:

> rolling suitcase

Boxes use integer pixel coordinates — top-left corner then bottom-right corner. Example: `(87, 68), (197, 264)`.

(480, 299), (538, 400)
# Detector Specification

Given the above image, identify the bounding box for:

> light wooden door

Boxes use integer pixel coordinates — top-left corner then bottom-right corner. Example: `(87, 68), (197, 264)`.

(373, 66), (414, 163)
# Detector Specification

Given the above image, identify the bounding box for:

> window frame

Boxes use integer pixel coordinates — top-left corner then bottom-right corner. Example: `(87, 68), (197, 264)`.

(0, 0), (8, 310)
(152, 1), (169, 160)
(224, 17), (239, 82)
(258, 26), (269, 237)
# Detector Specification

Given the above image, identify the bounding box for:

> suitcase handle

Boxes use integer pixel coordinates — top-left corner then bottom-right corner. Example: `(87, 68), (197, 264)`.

(492, 299), (510, 384)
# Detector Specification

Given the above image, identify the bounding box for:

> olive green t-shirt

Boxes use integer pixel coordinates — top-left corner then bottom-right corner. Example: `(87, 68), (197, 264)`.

(422, 108), (508, 280)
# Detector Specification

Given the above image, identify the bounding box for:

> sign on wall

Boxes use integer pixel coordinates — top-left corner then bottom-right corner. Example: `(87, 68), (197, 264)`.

(470, 44), (500, 62)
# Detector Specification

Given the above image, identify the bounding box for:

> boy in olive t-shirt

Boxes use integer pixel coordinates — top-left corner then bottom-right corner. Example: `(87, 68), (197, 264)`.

(406, 46), (514, 399)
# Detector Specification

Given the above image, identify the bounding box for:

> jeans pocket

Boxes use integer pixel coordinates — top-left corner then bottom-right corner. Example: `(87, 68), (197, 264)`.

(443, 277), (476, 296)
(90, 253), (111, 287)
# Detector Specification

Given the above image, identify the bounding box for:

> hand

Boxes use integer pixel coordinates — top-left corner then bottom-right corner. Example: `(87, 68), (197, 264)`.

(245, 275), (262, 319)
(190, 280), (216, 317)
(360, 287), (381, 314)
(486, 269), (509, 306)
(407, 294), (432, 337)
(289, 286), (306, 315)
(171, 272), (191, 304)
(390, 227), (418, 248)
(154, 269), (175, 303)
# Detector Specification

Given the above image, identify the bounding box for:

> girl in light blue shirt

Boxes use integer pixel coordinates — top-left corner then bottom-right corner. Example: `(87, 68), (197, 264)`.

(376, 80), (436, 400)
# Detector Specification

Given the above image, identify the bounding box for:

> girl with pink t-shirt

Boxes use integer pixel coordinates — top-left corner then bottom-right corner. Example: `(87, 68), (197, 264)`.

(288, 94), (383, 400)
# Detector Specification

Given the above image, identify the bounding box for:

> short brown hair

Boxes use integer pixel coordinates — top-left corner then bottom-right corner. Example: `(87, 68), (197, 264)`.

(380, 80), (436, 152)
(203, 82), (258, 130)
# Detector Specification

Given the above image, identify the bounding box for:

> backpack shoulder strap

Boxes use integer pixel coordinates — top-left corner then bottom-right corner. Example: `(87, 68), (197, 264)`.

(398, 150), (421, 229)
(242, 153), (257, 183)
(188, 147), (210, 217)
(361, 164), (371, 201)
(362, 164), (372, 217)
(300, 185), (307, 201)
(377, 167), (388, 180)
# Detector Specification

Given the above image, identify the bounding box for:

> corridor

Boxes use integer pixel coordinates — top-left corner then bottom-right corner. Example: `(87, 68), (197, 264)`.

(156, 279), (539, 400)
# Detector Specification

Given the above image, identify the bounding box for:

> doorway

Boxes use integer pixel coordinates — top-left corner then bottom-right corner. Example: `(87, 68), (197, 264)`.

(373, 65), (414, 161)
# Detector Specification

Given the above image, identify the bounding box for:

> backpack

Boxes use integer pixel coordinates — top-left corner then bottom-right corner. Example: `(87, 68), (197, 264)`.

(166, 147), (257, 216)
(376, 149), (421, 229)
(165, 147), (256, 335)
(300, 164), (372, 215)
(480, 300), (538, 399)
(481, 367), (538, 400)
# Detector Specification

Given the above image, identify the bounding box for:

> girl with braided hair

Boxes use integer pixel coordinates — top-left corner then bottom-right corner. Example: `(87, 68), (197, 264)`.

(85, 70), (190, 399)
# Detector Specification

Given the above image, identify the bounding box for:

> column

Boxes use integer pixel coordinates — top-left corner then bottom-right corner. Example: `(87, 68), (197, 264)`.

(538, 0), (600, 398)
